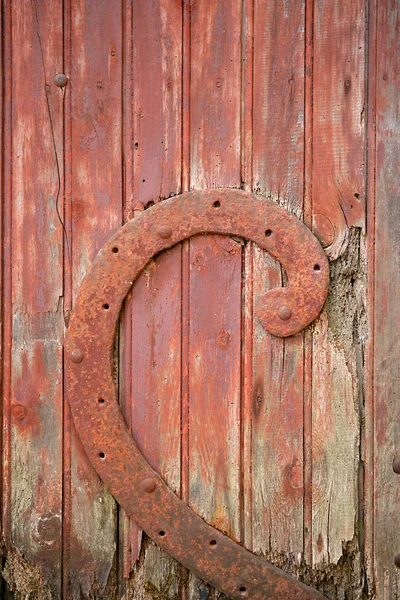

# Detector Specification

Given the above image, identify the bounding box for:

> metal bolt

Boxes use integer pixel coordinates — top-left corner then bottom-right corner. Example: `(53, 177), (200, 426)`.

(54, 73), (68, 88)
(395, 554), (400, 569)
(12, 404), (27, 421)
(383, 74), (388, 81)
(70, 349), (84, 364)
(278, 306), (292, 321)
(393, 456), (400, 474)
(141, 477), (157, 493)
(158, 226), (172, 239)
(139, 111), (145, 118)
(216, 80), (222, 88)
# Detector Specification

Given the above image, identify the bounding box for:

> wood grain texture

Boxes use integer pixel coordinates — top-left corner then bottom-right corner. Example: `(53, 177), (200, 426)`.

(0, 1), (395, 598)
(188, 234), (242, 540)
(309, 0), (364, 577)
(311, 313), (359, 565)
(312, 0), (366, 258)
(251, 0), (305, 568)
(1, 0), (12, 560)
(9, 1), (64, 596)
(372, 1), (400, 597)
(251, 251), (305, 560)
(67, 0), (123, 596)
(188, 1), (242, 596)
(120, 0), (183, 594)
(190, 0), (241, 189)
(126, 244), (182, 587)
(131, 0), (182, 208)
(253, 0), (305, 217)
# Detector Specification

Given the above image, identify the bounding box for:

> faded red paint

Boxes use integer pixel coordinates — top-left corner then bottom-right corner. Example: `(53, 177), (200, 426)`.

(1, 1), (396, 598)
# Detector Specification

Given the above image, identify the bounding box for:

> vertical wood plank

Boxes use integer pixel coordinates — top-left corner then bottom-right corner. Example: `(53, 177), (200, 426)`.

(1, 0), (12, 556)
(121, 0), (183, 595)
(373, 1), (400, 597)
(189, 1), (242, 596)
(253, 0), (305, 217)
(311, 313), (359, 565)
(131, 0), (182, 208)
(188, 235), (242, 540)
(310, 0), (365, 572)
(312, 0), (366, 258)
(241, 0), (254, 553)
(0, 1), (3, 567)
(190, 0), (241, 190)
(251, 0), (305, 568)
(8, 1), (64, 596)
(67, 1), (122, 596)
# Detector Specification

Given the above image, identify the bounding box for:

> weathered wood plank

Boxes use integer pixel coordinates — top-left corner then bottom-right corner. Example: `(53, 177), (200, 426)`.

(131, 0), (182, 208)
(66, 0), (123, 596)
(120, 0), (183, 595)
(311, 312), (359, 566)
(310, 0), (364, 581)
(8, 1), (64, 597)
(188, 234), (242, 540)
(190, 0), (241, 189)
(312, 0), (366, 258)
(253, 0), (305, 218)
(189, 2), (242, 597)
(126, 245), (182, 587)
(251, 0), (305, 569)
(0, 0), (11, 555)
(241, 0), (254, 554)
(372, 1), (400, 597)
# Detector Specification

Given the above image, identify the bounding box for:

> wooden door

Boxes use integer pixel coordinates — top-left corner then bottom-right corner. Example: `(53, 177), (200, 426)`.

(0, 1), (399, 599)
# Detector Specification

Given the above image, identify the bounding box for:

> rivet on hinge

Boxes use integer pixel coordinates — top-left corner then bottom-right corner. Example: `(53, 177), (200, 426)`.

(70, 349), (84, 364)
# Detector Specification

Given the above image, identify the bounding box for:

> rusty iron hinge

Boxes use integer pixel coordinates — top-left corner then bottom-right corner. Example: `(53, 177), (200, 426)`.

(66, 189), (329, 600)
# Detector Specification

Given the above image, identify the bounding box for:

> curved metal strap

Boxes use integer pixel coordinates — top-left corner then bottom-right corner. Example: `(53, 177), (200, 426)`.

(66, 189), (329, 600)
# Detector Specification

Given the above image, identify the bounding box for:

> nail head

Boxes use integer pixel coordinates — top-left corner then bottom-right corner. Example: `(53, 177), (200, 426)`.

(54, 73), (68, 88)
